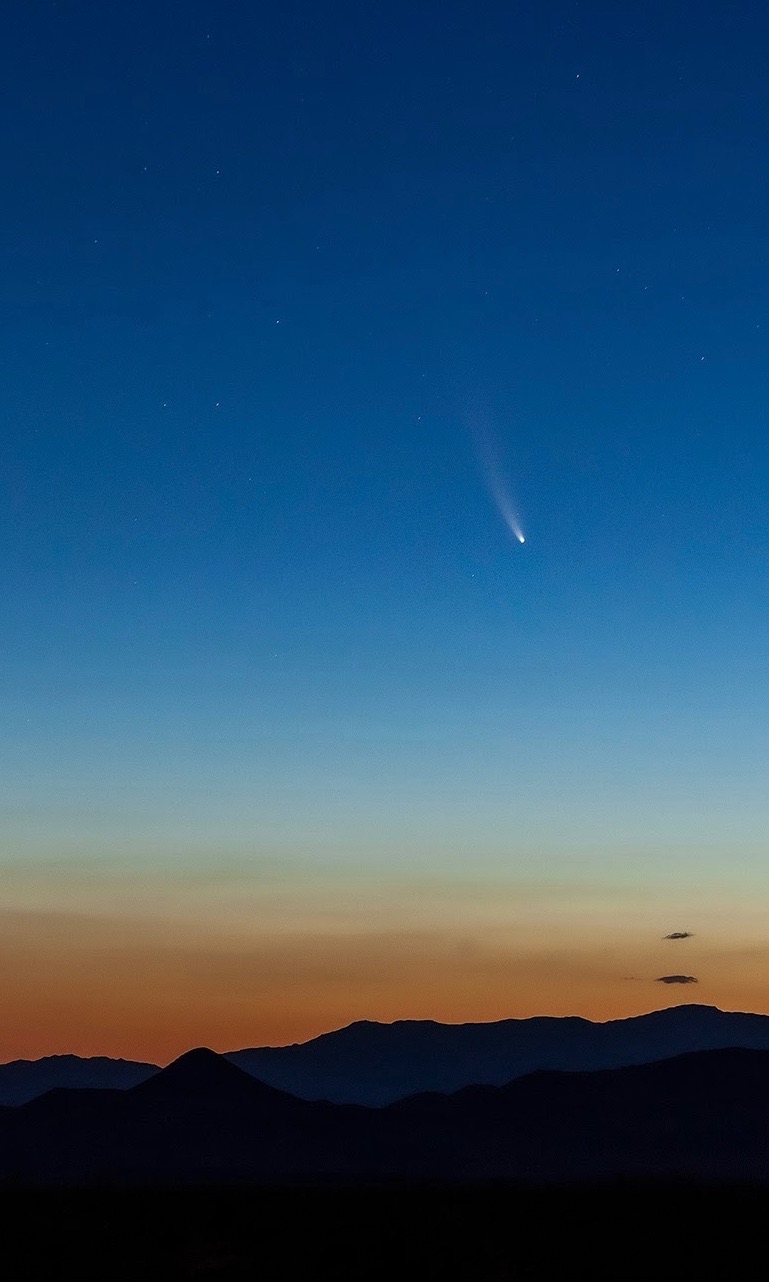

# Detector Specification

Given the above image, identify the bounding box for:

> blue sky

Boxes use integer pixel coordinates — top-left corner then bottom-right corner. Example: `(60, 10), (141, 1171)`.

(2, 0), (769, 1054)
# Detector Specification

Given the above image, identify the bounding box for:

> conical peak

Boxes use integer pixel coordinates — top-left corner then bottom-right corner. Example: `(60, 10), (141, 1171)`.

(170, 1047), (222, 1069)
(133, 1046), (257, 1098)
(132, 1045), (305, 1110)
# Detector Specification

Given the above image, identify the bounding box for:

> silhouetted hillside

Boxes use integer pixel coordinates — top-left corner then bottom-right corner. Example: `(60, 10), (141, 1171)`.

(0, 1055), (157, 1106)
(1, 1047), (372, 1185)
(386, 1045), (769, 1181)
(132, 1047), (280, 1104)
(227, 1003), (769, 1103)
(6, 1004), (769, 1109)
(4, 1043), (769, 1186)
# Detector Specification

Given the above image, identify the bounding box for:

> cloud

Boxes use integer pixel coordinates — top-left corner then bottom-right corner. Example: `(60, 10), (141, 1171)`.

(655, 974), (698, 985)
(663, 931), (694, 940)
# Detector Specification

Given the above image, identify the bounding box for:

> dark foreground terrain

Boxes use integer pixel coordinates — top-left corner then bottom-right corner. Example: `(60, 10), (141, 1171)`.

(0, 1182), (766, 1280)
(7, 1045), (769, 1185)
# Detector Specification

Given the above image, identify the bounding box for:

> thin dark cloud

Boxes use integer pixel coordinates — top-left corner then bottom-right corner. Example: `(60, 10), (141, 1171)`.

(655, 974), (698, 985)
(663, 931), (694, 940)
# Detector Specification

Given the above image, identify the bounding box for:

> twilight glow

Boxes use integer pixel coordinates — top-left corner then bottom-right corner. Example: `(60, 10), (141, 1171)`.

(3, 0), (769, 1065)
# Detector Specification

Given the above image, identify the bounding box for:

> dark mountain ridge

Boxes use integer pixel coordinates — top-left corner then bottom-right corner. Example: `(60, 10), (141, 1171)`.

(227, 1003), (769, 1103)
(131, 1046), (286, 1104)
(0, 1054), (157, 1106)
(6, 1004), (769, 1107)
(4, 1044), (769, 1186)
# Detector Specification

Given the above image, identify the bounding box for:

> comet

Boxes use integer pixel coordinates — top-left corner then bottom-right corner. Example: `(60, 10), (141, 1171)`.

(473, 419), (526, 545)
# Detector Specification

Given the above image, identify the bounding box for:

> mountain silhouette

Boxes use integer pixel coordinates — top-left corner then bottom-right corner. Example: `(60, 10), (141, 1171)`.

(384, 1045), (769, 1181)
(6, 1004), (769, 1108)
(0, 1054), (157, 1106)
(227, 1003), (769, 1103)
(1, 1047), (369, 1185)
(4, 1043), (769, 1185)
(132, 1046), (286, 1104)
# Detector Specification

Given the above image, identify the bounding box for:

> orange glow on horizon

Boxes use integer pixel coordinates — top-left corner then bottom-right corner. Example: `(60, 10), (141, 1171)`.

(2, 901), (768, 1064)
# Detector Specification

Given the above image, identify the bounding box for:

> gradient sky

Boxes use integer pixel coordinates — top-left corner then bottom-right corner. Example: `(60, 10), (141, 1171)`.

(3, 0), (769, 1063)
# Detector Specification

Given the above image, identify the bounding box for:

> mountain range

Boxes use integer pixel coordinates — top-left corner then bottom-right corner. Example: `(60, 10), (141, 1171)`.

(4, 1042), (769, 1185)
(227, 1002), (769, 1104)
(5, 1003), (769, 1106)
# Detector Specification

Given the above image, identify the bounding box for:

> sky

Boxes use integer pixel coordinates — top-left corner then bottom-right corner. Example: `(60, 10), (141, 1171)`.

(3, 0), (769, 1062)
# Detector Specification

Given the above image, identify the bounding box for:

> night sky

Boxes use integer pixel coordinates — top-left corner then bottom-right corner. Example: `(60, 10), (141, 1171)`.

(4, 0), (769, 1061)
